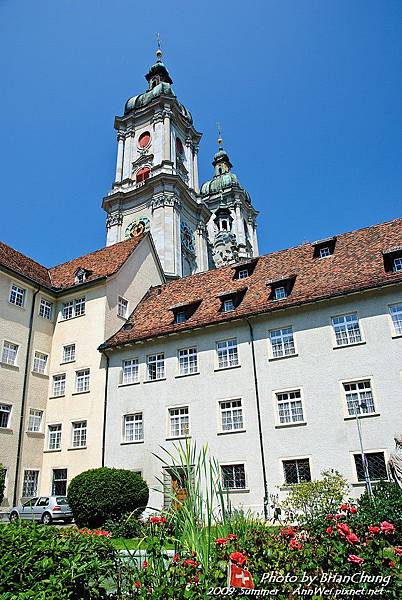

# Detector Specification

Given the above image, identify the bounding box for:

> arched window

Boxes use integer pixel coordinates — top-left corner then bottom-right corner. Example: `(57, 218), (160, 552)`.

(176, 137), (184, 156)
(136, 167), (151, 184)
(138, 131), (151, 149)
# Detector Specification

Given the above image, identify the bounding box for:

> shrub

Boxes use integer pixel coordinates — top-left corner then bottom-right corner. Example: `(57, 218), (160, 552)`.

(356, 481), (402, 543)
(67, 467), (149, 528)
(282, 469), (349, 525)
(104, 511), (145, 539)
(0, 521), (115, 598)
(0, 464), (5, 504)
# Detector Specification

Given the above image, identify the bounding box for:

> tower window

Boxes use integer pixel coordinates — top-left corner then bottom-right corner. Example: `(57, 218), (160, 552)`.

(138, 131), (151, 148)
(136, 167), (151, 184)
(221, 220), (228, 231)
(176, 137), (184, 156)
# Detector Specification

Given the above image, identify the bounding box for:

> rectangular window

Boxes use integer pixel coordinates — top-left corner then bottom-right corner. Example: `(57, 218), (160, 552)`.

(62, 344), (76, 363)
(220, 399), (244, 432)
(269, 326), (295, 358)
(118, 296), (129, 318)
(33, 351), (48, 374)
(274, 286), (287, 300)
(394, 257), (402, 272)
(319, 247), (331, 258)
(2, 341), (19, 366)
(216, 338), (239, 369)
(277, 389), (304, 424)
(223, 298), (235, 312)
(283, 458), (311, 484)
(75, 369), (90, 393)
(52, 468), (67, 495)
(0, 404), (11, 428)
(39, 298), (53, 320)
(390, 304), (402, 336)
(62, 298), (85, 320)
(175, 311), (186, 324)
(169, 406), (189, 437)
(52, 374), (66, 397)
(122, 358), (139, 384)
(238, 269), (249, 279)
(72, 420), (87, 448)
(147, 353), (165, 381)
(27, 409), (43, 432)
(178, 347), (198, 375)
(22, 470), (39, 497)
(123, 413), (144, 442)
(343, 380), (375, 416)
(221, 464), (246, 490)
(48, 424), (62, 450)
(354, 452), (388, 482)
(332, 313), (362, 346)
(9, 283), (25, 307)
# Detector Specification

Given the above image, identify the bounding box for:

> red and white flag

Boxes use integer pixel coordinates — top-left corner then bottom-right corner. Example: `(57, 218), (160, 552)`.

(227, 562), (255, 589)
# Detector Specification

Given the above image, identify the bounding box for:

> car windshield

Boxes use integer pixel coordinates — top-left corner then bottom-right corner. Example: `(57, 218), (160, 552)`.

(56, 497), (69, 505)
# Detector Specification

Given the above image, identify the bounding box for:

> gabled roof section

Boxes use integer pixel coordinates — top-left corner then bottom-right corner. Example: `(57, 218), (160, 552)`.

(0, 242), (52, 288)
(102, 218), (402, 350)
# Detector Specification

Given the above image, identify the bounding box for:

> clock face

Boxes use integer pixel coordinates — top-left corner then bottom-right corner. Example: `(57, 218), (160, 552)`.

(138, 131), (151, 148)
(125, 217), (151, 239)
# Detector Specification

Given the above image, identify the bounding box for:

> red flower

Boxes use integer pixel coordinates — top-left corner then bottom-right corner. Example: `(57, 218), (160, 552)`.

(160, 517), (167, 523)
(229, 552), (247, 566)
(336, 523), (351, 538)
(188, 575), (199, 584)
(335, 514), (343, 520)
(326, 526), (334, 535)
(380, 521), (396, 535)
(390, 561), (395, 568)
(325, 514), (333, 520)
(135, 581), (141, 588)
(183, 559), (198, 568)
(172, 553), (180, 563)
(280, 527), (295, 538)
(348, 555), (365, 565)
(226, 533), (237, 540)
(142, 560), (148, 568)
(340, 504), (350, 511)
(346, 533), (360, 545)
(368, 525), (381, 535)
(149, 516), (161, 524)
(349, 506), (357, 514)
(215, 538), (227, 545)
(289, 538), (303, 550)
(394, 547), (402, 556)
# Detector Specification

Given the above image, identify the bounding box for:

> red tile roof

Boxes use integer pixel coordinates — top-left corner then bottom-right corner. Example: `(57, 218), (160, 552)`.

(0, 236), (145, 292)
(102, 218), (402, 349)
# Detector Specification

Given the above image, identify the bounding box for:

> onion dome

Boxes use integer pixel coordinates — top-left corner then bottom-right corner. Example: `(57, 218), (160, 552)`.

(200, 142), (251, 203)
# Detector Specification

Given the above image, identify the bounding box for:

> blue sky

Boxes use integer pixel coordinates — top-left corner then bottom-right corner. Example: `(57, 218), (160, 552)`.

(0, 0), (401, 266)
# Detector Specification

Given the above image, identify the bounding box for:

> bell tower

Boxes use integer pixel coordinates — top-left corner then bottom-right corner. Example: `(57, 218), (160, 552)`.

(103, 43), (210, 278)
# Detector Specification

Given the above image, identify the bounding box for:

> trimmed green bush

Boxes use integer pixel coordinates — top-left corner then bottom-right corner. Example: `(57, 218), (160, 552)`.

(0, 464), (5, 504)
(0, 521), (115, 598)
(67, 467), (149, 528)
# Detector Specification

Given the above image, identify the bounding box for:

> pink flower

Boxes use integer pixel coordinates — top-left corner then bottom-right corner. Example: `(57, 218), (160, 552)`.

(183, 559), (198, 568)
(226, 533), (237, 540)
(346, 533), (360, 545)
(326, 526), (334, 535)
(380, 521), (396, 535)
(289, 538), (303, 550)
(368, 525), (381, 535)
(142, 560), (148, 568)
(280, 527), (295, 538)
(335, 514), (343, 520)
(337, 523), (351, 538)
(349, 506), (357, 514)
(325, 514), (333, 520)
(394, 547), (402, 556)
(389, 560), (395, 568)
(215, 538), (227, 545)
(348, 555), (365, 565)
(229, 552), (248, 566)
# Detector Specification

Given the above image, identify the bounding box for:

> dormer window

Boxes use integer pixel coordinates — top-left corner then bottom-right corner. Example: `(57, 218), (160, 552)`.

(313, 237), (336, 259)
(170, 300), (202, 325)
(232, 259), (258, 281)
(223, 299), (235, 312)
(175, 311), (187, 324)
(267, 276), (296, 301)
(274, 286), (286, 300)
(218, 288), (247, 313)
(238, 269), (249, 280)
(383, 247), (402, 273)
(75, 269), (90, 284)
(394, 257), (402, 272)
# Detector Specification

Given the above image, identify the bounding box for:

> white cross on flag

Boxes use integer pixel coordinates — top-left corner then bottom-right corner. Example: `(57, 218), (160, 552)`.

(228, 562), (255, 589)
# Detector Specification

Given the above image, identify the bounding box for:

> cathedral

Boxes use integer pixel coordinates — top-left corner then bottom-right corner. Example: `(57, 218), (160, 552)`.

(0, 48), (401, 516)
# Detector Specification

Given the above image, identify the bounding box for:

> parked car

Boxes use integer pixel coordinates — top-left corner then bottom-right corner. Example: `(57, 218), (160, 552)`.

(9, 496), (73, 524)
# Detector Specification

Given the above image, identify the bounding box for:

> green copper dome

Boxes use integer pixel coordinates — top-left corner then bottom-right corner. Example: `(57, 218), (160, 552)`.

(200, 146), (251, 203)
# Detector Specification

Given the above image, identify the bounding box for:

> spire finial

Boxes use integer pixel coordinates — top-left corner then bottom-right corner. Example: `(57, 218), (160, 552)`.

(156, 32), (162, 62)
(217, 122), (223, 148)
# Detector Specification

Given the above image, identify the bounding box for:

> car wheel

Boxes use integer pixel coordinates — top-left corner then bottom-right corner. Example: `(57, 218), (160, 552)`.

(9, 511), (19, 523)
(41, 512), (52, 525)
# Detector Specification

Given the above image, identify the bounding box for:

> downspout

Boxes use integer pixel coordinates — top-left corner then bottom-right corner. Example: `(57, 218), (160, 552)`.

(246, 317), (270, 520)
(13, 287), (39, 506)
(101, 352), (110, 467)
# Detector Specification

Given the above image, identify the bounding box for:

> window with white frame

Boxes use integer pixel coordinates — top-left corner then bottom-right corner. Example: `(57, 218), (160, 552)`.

(75, 269), (87, 284)
(22, 470), (39, 497)
(274, 286), (287, 300)
(238, 269), (249, 279)
(221, 464), (246, 490)
(71, 420), (87, 448)
(52, 374), (66, 397)
(390, 304), (402, 336)
(61, 297), (85, 320)
(269, 326), (295, 358)
(283, 458), (311, 484)
(122, 358), (139, 384)
(353, 452), (388, 482)
(319, 247), (331, 258)
(27, 409), (43, 432)
(332, 313), (362, 346)
(123, 413), (144, 442)
(52, 468), (67, 495)
(216, 338), (239, 369)
(178, 347), (198, 375)
(33, 351), (48, 374)
(1, 341), (18, 366)
(276, 389), (304, 424)
(220, 399), (244, 431)
(343, 380), (375, 416)
(75, 369), (90, 393)
(48, 424), (62, 450)
(169, 406), (189, 437)
(222, 298), (235, 312)
(62, 344), (76, 363)
(39, 298), (53, 320)
(118, 296), (129, 318)
(9, 283), (25, 307)
(147, 353), (165, 380)
(393, 257), (402, 272)
(175, 311), (186, 324)
(0, 404), (11, 428)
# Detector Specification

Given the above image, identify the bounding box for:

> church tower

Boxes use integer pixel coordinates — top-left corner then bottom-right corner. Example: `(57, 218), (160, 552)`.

(201, 135), (259, 268)
(103, 44), (210, 278)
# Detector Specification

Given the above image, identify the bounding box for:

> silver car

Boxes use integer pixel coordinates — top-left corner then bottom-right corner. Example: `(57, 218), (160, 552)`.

(9, 496), (73, 524)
